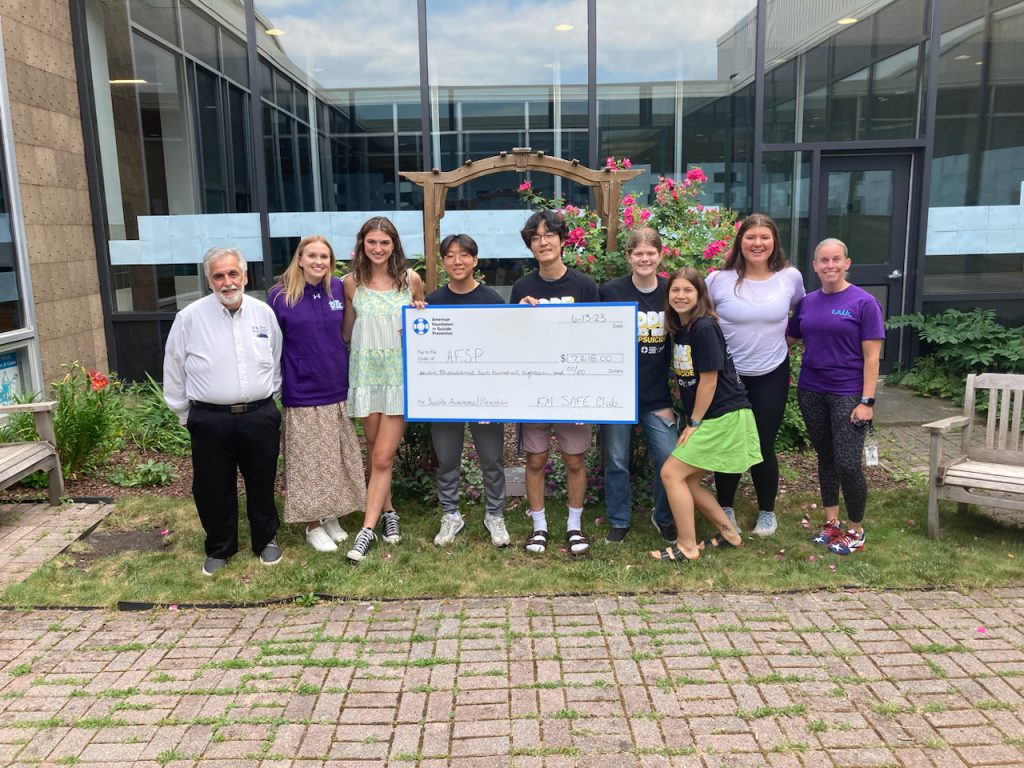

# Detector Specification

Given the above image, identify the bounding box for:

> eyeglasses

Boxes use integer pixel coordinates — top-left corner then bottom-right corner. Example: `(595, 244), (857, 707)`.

(529, 231), (560, 245)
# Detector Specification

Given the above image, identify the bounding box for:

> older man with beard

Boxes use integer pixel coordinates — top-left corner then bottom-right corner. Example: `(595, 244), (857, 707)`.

(164, 247), (284, 575)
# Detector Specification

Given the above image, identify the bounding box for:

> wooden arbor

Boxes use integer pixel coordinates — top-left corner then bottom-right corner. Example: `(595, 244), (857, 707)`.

(401, 147), (644, 291)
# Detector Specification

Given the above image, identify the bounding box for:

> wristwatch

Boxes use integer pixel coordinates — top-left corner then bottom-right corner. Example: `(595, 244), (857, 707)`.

(859, 397), (875, 406)
(688, 418), (702, 428)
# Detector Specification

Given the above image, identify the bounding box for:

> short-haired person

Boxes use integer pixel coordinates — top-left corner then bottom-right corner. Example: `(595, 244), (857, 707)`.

(705, 213), (805, 538)
(599, 227), (678, 543)
(427, 234), (510, 548)
(652, 268), (760, 562)
(164, 247), (283, 575)
(269, 235), (366, 553)
(787, 238), (883, 555)
(510, 210), (600, 556)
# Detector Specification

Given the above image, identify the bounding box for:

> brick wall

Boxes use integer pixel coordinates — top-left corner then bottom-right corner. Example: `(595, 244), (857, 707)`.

(1, 0), (107, 387)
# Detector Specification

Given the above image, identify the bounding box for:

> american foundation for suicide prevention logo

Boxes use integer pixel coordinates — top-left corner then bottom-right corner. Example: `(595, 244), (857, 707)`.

(412, 317), (430, 335)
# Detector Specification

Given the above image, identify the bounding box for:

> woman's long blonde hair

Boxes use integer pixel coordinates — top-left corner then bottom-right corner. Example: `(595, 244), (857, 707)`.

(273, 235), (336, 308)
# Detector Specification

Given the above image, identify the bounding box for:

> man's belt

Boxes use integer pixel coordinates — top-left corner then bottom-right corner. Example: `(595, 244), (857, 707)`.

(190, 397), (273, 414)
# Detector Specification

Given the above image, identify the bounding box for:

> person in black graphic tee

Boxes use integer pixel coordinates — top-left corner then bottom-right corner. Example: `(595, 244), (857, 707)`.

(510, 210), (599, 557)
(599, 227), (678, 544)
(424, 234), (511, 550)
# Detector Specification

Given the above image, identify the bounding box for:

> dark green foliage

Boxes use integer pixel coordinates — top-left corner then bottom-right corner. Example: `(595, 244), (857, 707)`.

(887, 309), (1024, 404)
(108, 459), (176, 488)
(777, 346), (810, 452)
(123, 375), (191, 456)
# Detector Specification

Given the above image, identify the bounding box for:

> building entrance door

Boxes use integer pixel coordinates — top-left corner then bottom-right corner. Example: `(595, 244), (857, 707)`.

(810, 154), (914, 372)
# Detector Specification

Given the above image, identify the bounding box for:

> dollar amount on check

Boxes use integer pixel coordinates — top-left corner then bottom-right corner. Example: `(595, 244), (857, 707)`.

(402, 303), (638, 423)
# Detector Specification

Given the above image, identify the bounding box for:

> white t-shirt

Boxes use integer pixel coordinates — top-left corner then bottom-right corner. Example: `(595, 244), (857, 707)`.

(705, 267), (806, 376)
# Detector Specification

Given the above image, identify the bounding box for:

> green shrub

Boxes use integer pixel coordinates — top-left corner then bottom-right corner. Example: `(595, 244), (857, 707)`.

(108, 459), (175, 488)
(0, 362), (125, 477)
(887, 309), (1024, 404)
(777, 346), (810, 452)
(123, 375), (190, 456)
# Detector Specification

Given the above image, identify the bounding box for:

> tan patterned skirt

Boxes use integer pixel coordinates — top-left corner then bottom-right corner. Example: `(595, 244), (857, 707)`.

(282, 402), (366, 523)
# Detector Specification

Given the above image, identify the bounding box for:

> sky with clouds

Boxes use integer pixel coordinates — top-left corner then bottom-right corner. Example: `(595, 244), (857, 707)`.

(252, 0), (756, 91)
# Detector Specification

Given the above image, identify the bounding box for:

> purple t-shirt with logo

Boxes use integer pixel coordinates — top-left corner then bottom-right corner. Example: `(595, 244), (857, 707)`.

(787, 285), (885, 396)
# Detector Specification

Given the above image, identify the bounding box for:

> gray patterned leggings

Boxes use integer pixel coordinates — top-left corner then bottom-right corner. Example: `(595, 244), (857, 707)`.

(797, 389), (868, 524)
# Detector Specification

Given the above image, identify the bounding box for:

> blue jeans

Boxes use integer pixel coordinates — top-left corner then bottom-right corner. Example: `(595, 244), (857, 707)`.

(601, 409), (678, 529)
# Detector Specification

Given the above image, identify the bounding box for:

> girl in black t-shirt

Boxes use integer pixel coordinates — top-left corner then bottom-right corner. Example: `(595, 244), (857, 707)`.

(651, 268), (762, 563)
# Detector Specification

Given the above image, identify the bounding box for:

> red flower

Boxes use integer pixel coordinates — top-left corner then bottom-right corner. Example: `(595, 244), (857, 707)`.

(518, 181), (532, 192)
(88, 369), (109, 392)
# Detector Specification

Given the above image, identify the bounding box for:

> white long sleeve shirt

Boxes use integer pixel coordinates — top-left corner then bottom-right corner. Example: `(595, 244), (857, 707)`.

(163, 293), (282, 424)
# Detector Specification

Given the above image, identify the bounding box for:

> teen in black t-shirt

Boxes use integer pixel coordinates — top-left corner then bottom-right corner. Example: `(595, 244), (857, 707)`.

(651, 268), (761, 564)
(598, 227), (677, 543)
(424, 234), (510, 550)
(511, 210), (599, 557)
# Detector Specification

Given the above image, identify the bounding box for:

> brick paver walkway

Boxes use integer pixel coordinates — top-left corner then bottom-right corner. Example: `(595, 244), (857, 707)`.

(1, 590), (1022, 767)
(0, 502), (112, 588)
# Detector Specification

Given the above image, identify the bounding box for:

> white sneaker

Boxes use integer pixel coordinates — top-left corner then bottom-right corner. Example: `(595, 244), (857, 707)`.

(751, 511), (778, 538)
(320, 517), (348, 543)
(434, 514), (465, 546)
(306, 525), (338, 553)
(484, 515), (511, 547)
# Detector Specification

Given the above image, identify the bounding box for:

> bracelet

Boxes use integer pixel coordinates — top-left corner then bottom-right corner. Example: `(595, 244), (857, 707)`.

(688, 418), (702, 428)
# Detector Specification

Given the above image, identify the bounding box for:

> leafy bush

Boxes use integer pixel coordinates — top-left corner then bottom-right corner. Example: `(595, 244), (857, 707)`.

(886, 309), (1024, 403)
(518, 158), (738, 282)
(123, 375), (190, 456)
(777, 346), (810, 452)
(108, 459), (176, 487)
(0, 362), (125, 477)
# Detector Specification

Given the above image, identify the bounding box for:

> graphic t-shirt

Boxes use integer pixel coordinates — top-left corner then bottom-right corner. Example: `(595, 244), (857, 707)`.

(787, 284), (885, 396)
(600, 275), (671, 411)
(509, 267), (600, 305)
(426, 282), (505, 306)
(671, 316), (750, 421)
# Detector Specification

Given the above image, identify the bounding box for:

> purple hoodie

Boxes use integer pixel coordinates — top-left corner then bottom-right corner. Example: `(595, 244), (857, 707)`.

(268, 276), (349, 407)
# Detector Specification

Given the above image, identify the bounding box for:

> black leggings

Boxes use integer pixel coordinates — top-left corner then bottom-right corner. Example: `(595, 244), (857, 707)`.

(797, 389), (868, 524)
(715, 358), (790, 512)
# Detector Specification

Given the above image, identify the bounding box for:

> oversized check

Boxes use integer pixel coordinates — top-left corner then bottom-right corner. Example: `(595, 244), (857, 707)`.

(402, 302), (638, 423)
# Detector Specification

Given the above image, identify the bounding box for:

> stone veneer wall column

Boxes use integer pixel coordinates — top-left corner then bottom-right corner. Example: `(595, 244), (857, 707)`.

(0, 0), (107, 386)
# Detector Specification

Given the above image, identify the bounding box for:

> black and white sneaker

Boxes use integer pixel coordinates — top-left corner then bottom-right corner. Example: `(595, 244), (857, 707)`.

(346, 527), (376, 562)
(381, 511), (401, 544)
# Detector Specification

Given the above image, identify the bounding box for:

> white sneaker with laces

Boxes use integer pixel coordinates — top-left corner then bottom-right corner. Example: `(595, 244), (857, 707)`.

(434, 514), (465, 546)
(723, 506), (742, 535)
(320, 517), (348, 543)
(484, 515), (511, 547)
(751, 511), (778, 538)
(306, 525), (338, 553)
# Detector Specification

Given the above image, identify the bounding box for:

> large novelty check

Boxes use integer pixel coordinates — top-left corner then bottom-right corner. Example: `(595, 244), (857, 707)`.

(402, 303), (638, 423)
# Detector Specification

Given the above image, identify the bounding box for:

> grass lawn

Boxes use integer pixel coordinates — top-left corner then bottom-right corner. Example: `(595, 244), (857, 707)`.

(2, 484), (1022, 609)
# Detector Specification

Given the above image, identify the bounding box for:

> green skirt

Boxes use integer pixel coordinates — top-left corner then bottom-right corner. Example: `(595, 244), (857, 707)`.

(671, 408), (762, 473)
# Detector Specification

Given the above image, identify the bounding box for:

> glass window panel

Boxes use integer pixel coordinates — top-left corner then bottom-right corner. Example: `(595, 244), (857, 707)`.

(221, 33), (248, 87)
(180, 0), (219, 71)
(825, 170), (894, 265)
(0, 152), (24, 332)
(598, 1), (755, 210)
(760, 151), (811, 269)
(426, 0), (587, 176)
(765, 0), (928, 143)
(129, 0), (179, 45)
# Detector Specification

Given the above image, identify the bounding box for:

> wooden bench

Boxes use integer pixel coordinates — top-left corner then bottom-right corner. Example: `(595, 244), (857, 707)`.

(0, 401), (64, 505)
(923, 373), (1024, 539)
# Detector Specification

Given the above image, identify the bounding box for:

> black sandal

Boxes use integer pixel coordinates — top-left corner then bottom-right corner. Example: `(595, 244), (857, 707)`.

(650, 545), (693, 562)
(524, 529), (548, 554)
(566, 529), (590, 556)
(700, 533), (738, 550)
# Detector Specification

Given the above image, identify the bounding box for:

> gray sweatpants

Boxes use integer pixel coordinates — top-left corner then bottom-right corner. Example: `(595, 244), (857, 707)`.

(430, 422), (506, 518)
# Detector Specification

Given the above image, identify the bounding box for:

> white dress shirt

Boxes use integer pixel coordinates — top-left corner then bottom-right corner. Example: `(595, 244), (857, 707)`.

(163, 293), (282, 424)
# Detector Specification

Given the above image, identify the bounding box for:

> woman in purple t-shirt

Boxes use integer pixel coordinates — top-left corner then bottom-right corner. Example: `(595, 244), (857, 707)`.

(786, 238), (885, 556)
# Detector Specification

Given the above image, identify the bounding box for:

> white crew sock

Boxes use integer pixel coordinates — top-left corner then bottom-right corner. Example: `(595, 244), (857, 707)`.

(567, 506), (583, 531)
(530, 508), (547, 532)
